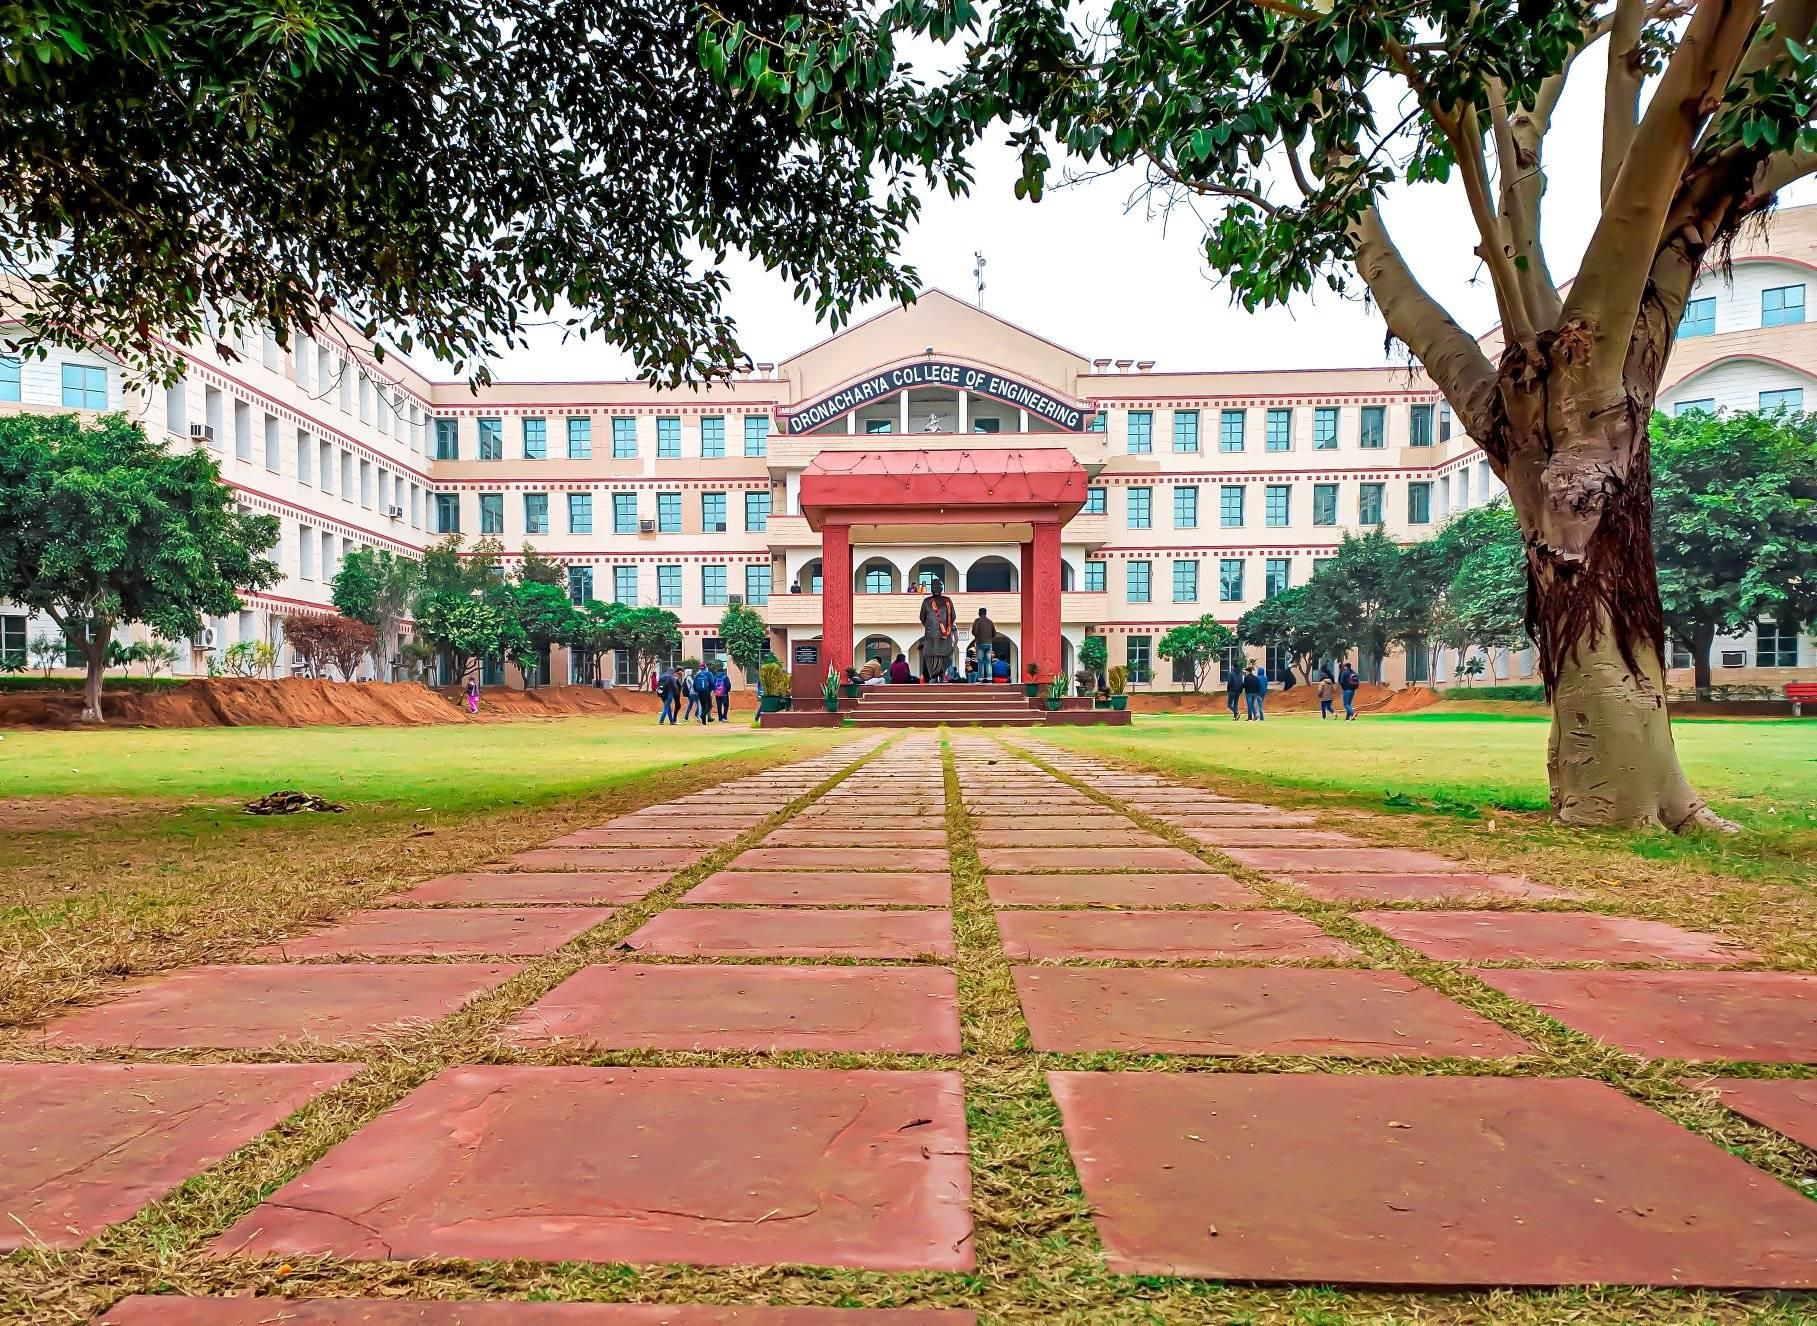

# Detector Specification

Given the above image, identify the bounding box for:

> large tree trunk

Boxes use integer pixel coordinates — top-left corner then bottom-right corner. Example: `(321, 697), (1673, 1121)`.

(80, 620), (111, 723)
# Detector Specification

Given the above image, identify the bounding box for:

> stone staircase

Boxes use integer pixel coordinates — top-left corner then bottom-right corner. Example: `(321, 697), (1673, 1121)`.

(849, 683), (1045, 728)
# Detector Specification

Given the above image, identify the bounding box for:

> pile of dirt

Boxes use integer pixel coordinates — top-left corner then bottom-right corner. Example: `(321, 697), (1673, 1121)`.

(0, 678), (466, 729)
(438, 685), (751, 717)
(244, 790), (346, 815)
(1371, 684), (1443, 713)
(1128, 682), (1430, 714)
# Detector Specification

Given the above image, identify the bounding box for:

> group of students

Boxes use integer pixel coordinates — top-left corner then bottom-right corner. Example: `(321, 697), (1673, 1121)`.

(1226, 660), (1362, 720)
(654, 663), (731, 724)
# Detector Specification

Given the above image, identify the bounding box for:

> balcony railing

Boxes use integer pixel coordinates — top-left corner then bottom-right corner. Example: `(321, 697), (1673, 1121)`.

(761, 589), (1110, 629)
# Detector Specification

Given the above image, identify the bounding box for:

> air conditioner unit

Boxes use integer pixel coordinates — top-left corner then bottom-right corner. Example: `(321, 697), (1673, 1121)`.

(1720, 650), (1748, 668)
(638, 518), (657, 534)
(189, 423), (214, 442)
(386, 504), (404, 519)
(200, 627), (218, 648)
(709, 521), (726, 532)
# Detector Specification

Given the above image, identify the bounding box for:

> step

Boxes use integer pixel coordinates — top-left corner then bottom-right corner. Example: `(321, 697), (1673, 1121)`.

(850, 714), (1045, 727)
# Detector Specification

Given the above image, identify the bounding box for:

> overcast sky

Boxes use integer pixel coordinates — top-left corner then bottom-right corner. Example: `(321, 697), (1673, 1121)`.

(446, 39), (1817, 385)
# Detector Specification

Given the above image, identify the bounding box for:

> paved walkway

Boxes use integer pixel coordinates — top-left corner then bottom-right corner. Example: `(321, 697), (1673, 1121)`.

(7, 732), (1817, 1322)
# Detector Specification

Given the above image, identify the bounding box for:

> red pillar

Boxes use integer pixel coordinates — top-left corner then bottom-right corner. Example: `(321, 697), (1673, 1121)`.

(821, 522), (853, 674)
(1029, 519), (1064, 685)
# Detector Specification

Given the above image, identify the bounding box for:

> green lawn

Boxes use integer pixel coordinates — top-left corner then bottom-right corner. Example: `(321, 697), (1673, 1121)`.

(0, 716), (838, 813)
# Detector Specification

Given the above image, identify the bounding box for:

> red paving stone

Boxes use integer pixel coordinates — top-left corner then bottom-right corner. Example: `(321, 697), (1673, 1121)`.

(1048, 1071), (1817, 1286)
(1286, 872), (1574, 903)
(42, 964), (520, 1049)
(1359, 911), (1757, 965)
(0, 1063), (356, 1251)
(252, 908), (613, 959)
(508, 965), (961, 1052)
(986, 873), (1259, 908)
(1015, 968), (1523, 1056)
(212, 1066), (973, 1271)
(1223, 846), (1474, 873)
(396, 872), (662, 906)
(970, 815), (1130, 831)
(685, 871), (949, 906)
(624, 909), (953, 959)
(1477, 970), (1817, 1061)
(552, 829), (744, 848)
(764, 829), (950, 848)
(974, 830), (1160, 848)
(995, 911), (1357, 962)
(734, 848), (949, 872)
(101, 1302), (975, 1324)
(508, 848), (702, 872)
(1698, 1078), (1817, 1150)
(1162, 813), (1318, 828)
(1185, 828), (1362, 848)
(605, 814), (769, 831)
(983, 847), (1210, 873)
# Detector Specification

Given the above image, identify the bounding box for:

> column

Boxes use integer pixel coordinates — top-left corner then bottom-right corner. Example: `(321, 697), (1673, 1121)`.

(899, 388), (910, 435)
(821, 522), (854, 674)
(1018, 538), (1035, 682)
(1028, 520), (1064, 685)
(957, 390), (968, 434)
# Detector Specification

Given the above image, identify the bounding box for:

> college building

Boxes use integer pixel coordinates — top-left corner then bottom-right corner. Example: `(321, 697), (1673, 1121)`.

(5, 207), (1816, 693)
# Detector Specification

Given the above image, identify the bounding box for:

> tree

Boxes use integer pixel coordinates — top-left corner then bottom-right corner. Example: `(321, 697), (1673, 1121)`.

(2, 0), (928, 387)
(1157, 615), (1237, 691)
(506, 580), (578, 687)
(411, 536), (510, 684)
(222, 639), (278, 678)
(1653, 408), (1817, 696)
(283, 614), (378, 681)
(411, 598), (508, 686)
(621, 606), (684, 682)
(721, 1), (1817, 828)
(719, 601), (769, 680)
(1238, 586), (1354, 685)
(1315, 529), (1417, 682)
(27, 633), (60, 677)
(1080, 633), (1109, 685)
(0, 414), (279, 720)
(332, 548), (422, 680)
(518, 545), (567, 587)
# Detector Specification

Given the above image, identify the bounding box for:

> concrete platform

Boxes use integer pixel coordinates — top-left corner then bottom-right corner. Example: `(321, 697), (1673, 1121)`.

(396, 872), (663, 906)
(995, 910), (1357, 962)
(1359, 911), (1758, 965)
(685, 871), (950, 906)
(1283, 872), (1574, 903)
(253, 907), (612, 960)
(982, 847), (1210, 874)
(986, 872), (1259, 908)
(1697, 1078), (1817, 1150)
(624, 909), (953, 960)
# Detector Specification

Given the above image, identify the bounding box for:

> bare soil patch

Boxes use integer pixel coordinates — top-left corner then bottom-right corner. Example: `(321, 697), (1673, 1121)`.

(0, 796), (161, 833)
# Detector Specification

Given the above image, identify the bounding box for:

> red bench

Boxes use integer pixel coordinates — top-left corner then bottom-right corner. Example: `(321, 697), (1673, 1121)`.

(1788, 682), (1817, 716)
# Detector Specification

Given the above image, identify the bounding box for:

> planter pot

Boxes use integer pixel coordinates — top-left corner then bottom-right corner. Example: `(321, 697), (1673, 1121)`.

(823, 698), (840, 713)
(1110, 694), (1128, 711)
(842, 684), (862, 699)
(759, 695), (790, 713)
(1023, 683), (1041, 698)
(1043, 699), (1062, 711)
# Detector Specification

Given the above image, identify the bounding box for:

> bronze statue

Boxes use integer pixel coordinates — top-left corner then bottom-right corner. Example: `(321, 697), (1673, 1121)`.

(919, 578), (956, 682)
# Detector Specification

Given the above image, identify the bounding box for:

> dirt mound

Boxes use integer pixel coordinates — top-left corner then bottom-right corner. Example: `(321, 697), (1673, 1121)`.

(0, 678), (466, 729)
(1129, 682), (1434, 714)
(445, 686), (751, 717)
(1372, 684), (1442, 713)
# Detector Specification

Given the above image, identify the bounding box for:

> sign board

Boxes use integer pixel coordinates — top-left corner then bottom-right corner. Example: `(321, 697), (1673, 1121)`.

(784, 361), (1087, 434)
(793, 643), (820, 666)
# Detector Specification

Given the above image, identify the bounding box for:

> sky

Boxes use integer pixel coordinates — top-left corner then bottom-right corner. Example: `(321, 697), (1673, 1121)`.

(443, 34), (1817, 385)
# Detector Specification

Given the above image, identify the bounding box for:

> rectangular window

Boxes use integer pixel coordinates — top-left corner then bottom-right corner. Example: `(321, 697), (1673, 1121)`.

(1264, 557), (1291, 598)
(1264, 483), (1291, 527)
(1312, 483), (1338, 526)
(656, 416), (681, 458)
(1439, 401), (1453, 441)
(1359, 481), (1385, 525)
(612, 492), (639, 534)
(1126, 410), (1153, 453)
(1084, 485), (1106, 515)
(701, 565), (728, 606)
(702, 491), (728, 531)
(1680, 296), (1716, 338)
(1126, 635), (1152, 684)
(657, 564), (682, 607)
(296, 430), (312, 485)
(1172, 410), (1200, 453)
(744, 416), (770, 456)
(521, 417), (547, 459)
(1084, 561), (1105, 592)
(60, 362), (107, 409)
(1126, 560), (1152, 604)
(1172, 559), (1199, 603)
(0, 355), (20, 402)
(1408, 481), (1433, 525)
(1219, 484), (1245, 528)
(433, 419), (459, 459)
(1265, 407), (1293, 451)
(1173, 485), (1199, 529)
(567, 565), (593, 605)
(612, 417), (638, 459)
(1360, 405), (1385, 448)
(745, 563), (772, 605)
(566, 417), (592, 460)
(479, 492), (504, 534)
(298, 525), (317, 580)
(1313, 406), (1339, 449)
(264, 414), (280, 471)
(1219, 558), (1245, 602)
(1758, 620), (1799, 667)
(359, 460), (373, 508)
(656, 491), (682, 533)
(435, 493), (461, 534)
(1409, 403), (1434, 446)
(1761, 387), (1804, 411)
(1127, 486), (1152, 529)
(1087, 410), (1106, 433)
(1763, 284), (1805, 327)
(700, 416), (725, 457)
(568, 492), (592, 534)
(477, 418), (503, 460)
(972, 417), (1001, 434)
(1219, 408), (1246, 452)
(613, 564), (638, 605)
(524, 492), (549, 535)
(865, 418), (894, 435)
(744, 490), (771, 531)
(1674, 397), (1716, 416)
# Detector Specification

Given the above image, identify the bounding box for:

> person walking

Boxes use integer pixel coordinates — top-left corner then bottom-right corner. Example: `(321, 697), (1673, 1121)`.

(1317, 669), (1336, 720)
(693, 665), (715, 724)
(1241, 664), (1263, 721)
(657, 668), (681, 724)
(464, 676), (480, 716)
(1225, 662), (1242, 721)
(679, 667), (698, 722)
(713, 665), (730, 721)
(1254, 660), (1269, 721)
(1338, 661), (1359, 721)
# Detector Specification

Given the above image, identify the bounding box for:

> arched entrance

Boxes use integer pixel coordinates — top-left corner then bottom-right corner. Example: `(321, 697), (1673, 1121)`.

(966, 555), (1017, 592)
(856, 557), (900, 595)
(857, 633), (900, 666)
(911, 557), (960, 593)
(795, 559), (823, 594)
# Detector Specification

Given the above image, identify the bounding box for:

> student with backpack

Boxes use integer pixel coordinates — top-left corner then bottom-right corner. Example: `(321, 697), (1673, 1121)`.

(1241, 665), (1263, 720)
(656, 669), (681, 725)
(1225, 663), (1242, 720)
(713, 665), (731, 721)
(693, 666), (715, 724)
(1338, 661), (1360, 720)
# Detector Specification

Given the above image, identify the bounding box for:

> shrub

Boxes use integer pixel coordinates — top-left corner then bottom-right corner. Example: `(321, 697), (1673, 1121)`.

(758, 661), (791, 697)
(1107, 665), (1128, 695)
(1439, 684), (1545, 703)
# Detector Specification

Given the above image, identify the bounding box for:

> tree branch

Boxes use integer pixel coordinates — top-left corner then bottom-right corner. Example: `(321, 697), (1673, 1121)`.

(1490, 80), (1564, 326)
(1453, 104), (1535, 342)
(1603, 0), (1647, 203)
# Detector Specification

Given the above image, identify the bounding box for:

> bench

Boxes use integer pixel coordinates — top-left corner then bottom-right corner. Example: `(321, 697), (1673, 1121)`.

(1788, 682), (1817, 716)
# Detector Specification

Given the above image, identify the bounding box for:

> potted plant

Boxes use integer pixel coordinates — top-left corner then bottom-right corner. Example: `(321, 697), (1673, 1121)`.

(822, 667), (841, 713)
(1044, 671), (1067, 711)
(1107, 665), (1128, 710)
(758, 661), (792, 713)
(1024, 661), (1042, 699)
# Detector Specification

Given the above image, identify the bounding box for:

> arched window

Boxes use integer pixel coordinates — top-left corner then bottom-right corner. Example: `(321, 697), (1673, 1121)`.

(864, 567), (893, 594)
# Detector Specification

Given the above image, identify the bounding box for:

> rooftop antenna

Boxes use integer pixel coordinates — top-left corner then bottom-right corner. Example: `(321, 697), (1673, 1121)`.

(973, 251), (987, 307)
